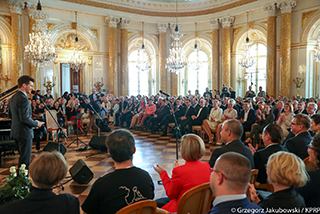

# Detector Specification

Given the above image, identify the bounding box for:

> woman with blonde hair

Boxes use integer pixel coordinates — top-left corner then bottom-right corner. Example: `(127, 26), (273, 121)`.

(249, 151), (308, 209)
(202, 100), (223, 143)
(153, 134), (211, 213)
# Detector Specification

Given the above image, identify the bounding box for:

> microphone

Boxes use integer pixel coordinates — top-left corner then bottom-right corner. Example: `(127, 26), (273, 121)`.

(159, 90), (170, 97)
(31, 90), (46, 99)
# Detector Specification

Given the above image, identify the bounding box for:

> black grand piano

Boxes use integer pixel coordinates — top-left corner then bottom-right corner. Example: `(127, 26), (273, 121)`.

(0, 85), (18, 166)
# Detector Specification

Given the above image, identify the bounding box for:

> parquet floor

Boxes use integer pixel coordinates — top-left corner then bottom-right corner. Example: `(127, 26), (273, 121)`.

(0, 126), (219, 213)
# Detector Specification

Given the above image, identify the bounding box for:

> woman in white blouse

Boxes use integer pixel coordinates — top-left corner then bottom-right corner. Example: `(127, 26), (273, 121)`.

(215, 99), (238, 144)
(276, 103), (294, 138)
(202, 100), (223, 143)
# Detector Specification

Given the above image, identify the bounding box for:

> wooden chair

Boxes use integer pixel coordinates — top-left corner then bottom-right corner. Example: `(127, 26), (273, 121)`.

(116, 200), (157, 214)
(177, 182), (214, 214)
(45, 110), (67, 142)
(167, 123), (175, 135)
(246, 169), (259, 201)
(257, 180), (274, 193)
(192, 125), (203, 139)
(303, 156), (316, 171)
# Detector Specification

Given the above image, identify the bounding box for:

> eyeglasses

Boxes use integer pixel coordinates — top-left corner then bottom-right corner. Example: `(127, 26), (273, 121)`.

(210, 168), (227, 180)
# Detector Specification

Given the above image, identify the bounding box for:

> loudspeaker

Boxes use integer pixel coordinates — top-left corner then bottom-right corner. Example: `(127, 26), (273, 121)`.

(69, 159), (93, 184)
(89, 135), (108, 151)
(43, 142), (66, 155)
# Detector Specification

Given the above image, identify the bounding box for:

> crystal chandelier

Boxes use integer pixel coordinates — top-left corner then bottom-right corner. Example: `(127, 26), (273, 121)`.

(188, 23), (202, 71)
(68, 12), (86, 71)
(238, 12), (254, 69)
(136, 22), (151, 72)
(24, 0), (56, 67)
(165, 0), (187, 73)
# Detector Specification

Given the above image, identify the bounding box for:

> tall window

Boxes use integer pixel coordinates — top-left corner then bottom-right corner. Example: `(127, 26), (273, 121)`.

(180, 50), (209, 95)
(128, 50), (149, 96)
(244, 43), (267, 92)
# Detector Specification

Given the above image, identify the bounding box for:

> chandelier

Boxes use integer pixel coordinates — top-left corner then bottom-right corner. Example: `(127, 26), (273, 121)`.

(68, 11), (86, 71)
(188, 23), (202, 71)
(238, 12), (254, 69)
(136, 22), (151, 72)
(24, 0), (56, 67)
(165, 0), (187, 73)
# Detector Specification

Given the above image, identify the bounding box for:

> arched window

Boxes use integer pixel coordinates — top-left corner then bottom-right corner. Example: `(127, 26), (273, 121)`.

(179, 50), (209, 95)
(128, 50), (149, 96)
(243, 43), (267, 92)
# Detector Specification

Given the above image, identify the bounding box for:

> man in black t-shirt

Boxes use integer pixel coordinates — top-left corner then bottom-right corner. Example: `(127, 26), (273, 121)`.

(81, 129), (154, 214)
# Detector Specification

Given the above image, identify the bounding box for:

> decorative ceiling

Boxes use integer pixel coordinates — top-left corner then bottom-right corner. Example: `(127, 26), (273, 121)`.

(59, 0), (258, 17)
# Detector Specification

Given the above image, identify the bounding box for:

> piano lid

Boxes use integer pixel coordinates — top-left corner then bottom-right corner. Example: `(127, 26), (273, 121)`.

(0, 85), (18, 102)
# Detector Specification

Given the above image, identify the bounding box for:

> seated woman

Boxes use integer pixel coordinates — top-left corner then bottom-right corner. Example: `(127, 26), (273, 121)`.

(66, 99), (84, 133)
(295, 133), (320, 206)
(249, 151), (308, 210)
(215, 99), (238, 144)
(153, 134), (211, 213)
(53, 101), (65, 127)
(0, 151), (79, 214)
(202, 100), (223, 143)
(245, 104), (274, 146)
(276, 103), (294, 138)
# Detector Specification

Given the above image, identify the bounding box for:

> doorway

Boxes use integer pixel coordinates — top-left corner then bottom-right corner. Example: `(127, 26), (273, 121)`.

(60, 63), (81, 94)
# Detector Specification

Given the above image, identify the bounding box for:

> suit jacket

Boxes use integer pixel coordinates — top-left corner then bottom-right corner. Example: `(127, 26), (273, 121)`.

(44, 94), (53, 99)
(258, 187), (305, 210)
(272, 108), (284, 121)
(294, 109), (308, 115)
(174, 105), (186, 118)
(208, 197), (264, 214)
(160, 160), (211, 213)
(285, 131), (312, 159)
(239, 109), (257, 128)
(295, 170), (320, 207)
(192, 106), (209, 124)
(157, 105), (170, 119)
(209, 139), (254, 168)
(0, 187), (79, 214)
(254, 144), (287, 184)
(183, 106), (196, 119)
(9, 91), (38, 140)
(89, 93), (98, 103)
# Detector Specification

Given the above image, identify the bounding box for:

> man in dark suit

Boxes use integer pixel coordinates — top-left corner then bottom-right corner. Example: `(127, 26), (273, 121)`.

(208, 119), (254, 168)
(272, 100), (284, 121)
(248, 124), (287, 184)
(173, 99), (195, 138)
(89, 88), (98, 103)
(239, 100), (257, 141)
(294, 101), (308, 115)
(159, 99), (186, 136)
(184, 99), (209, 136)
(8, 75), (44, 168)
(149, 98), (170, 133)
(311, 114), (320, 134)
(114, 96), (128, 126)
(44, 89), (54, 100)
(208, 152), (263, 214)
(285, 114), (312, 160)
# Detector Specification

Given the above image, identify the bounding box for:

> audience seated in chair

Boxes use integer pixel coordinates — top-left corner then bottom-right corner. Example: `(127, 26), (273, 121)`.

(208, 119), (254, 168)
(249, 151), (308, 210)
(0, 151), (80, 214)
(248, 124), (287, 185)
(82, 129), (154, 214)
(153, 134), (211, 213)
(295, 133), (320, 207)
(207, 152), (264, 214)
(239, 100), (257, 141)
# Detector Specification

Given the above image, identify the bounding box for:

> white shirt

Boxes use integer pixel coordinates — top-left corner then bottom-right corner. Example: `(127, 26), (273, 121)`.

(244, 109), (250, 122)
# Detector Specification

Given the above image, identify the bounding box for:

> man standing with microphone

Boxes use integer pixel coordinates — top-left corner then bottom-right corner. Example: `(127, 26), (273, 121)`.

(9, 75), (44, 169)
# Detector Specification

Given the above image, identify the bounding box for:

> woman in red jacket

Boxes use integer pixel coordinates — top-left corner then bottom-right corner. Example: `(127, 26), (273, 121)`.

(153, 134), (211, 213)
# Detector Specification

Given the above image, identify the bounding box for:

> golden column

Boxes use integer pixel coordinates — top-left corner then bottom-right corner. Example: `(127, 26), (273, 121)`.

(210, 19), (220, 91)
(120, 18), (131, 96)
(220, 17), (234, 87)
(7, 1), (24, 84)
(106, 16), (120, 96)
(264, 3), (277, 97)
(278, 0), (297, 97)
(157, 23), (168, 92)
(169, 23), (178, 96)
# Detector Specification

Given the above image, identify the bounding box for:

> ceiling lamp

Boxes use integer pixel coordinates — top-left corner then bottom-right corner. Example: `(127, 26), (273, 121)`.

(136, 22), (151, 72)
(165, 0), (187, 73)
(238, 12), (254, 69)
(68, 11), (86, 71)
(24, 0), (56, 67)
(188, 22), (202, 71)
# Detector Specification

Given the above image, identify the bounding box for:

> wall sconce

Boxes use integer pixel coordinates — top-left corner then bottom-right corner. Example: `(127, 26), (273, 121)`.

(0, 74), (11, 82)
(94, 77), (104, 90)
(43, 76), (55, 91)
(293, 76), (304, 98)
(237, 76), (245, 86)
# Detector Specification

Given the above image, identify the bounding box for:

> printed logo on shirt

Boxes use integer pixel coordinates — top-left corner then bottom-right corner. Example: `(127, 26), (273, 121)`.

(120, 186), (146, 205)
